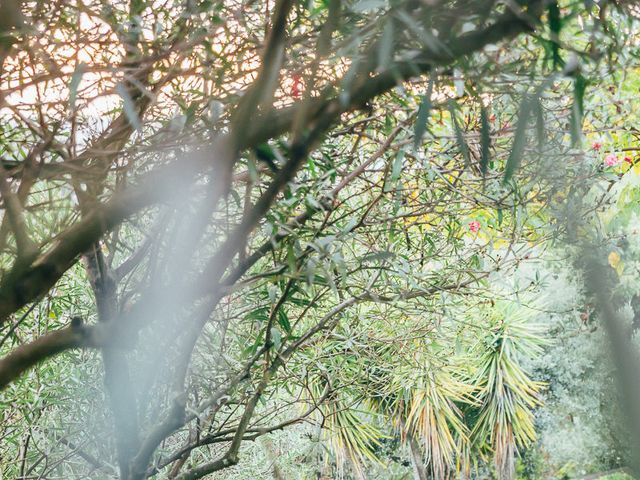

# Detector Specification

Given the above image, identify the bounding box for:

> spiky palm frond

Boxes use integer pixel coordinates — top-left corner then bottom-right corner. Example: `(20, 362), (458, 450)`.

(394, 367), (474, 479)
(322, 403), (384, 480)
(366, 340), (475, 480)
(470, 301), (546, 480)
(307, 372), (384, 479)
(303, 300), (545, 480)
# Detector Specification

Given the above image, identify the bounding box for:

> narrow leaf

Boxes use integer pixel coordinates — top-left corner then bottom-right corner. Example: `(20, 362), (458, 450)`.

(69, 63), (87, 108)
(385, 149), (405, 192)
(547, 2), (563, 68)
(535, 97), (545, 151)
(377, 21), (394, 72)
(503, 95), (534, 184)
(277, 309), (292, 334)
(247, 158), (259, 182)
(270, 327), (282, 350)
(414, 78), (434, 150)
(480, 105), (491, 175)
(570, 74), (587, 147)
(115, 82), (142, 131)
(396, 11), (450, 56)
(448, 100), (470, 168)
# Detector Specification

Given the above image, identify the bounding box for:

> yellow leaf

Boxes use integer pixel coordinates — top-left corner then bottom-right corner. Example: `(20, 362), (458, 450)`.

(608, 251), (624, 276)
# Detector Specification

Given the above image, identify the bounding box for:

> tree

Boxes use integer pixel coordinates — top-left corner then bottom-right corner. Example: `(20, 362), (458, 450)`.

(0, 0), (636, 478)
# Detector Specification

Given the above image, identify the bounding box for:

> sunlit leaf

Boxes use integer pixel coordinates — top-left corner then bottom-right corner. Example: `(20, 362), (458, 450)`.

(115, 82), (142, 131)
(68, 62), (87, 108)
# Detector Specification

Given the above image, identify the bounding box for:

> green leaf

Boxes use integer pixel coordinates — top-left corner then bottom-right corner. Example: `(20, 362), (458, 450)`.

(115, 82), (142, 131)
(277, 309), (292, 334)
(396, 11), (449, 56)
(362, 250), (395, 263)
(453, 69), (464, 97)
(268, 284), (278, 303)
(246, 307), (269, 322)
(547, 2), (563, 68)
(351, 0), (386, 12)
(228, 189), (242, 208)
(391, 149), (404, 180)
(448, 100), (470, 168)
(414, 78), (434, 151)
(247, 158), (259, 182)
(480, 105), (491, 175)
(69, 63), (87, 108)
(503, 95), (534, 184)
(339, 55), (361, 106)
(198, 0), (214, 12)
(570, 74), (587, 147)
(287, 244), (297, 272)
(385, 149), (405, 192)
(535, 98), (545, 150)
(255, 142), (276, 162)
(270, 327), (282, 350)
(378, 21), (394, 71)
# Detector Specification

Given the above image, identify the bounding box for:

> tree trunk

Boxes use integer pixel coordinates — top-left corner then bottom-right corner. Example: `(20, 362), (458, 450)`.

(84, 245), (140, 479)
(408, 433), (427, 480)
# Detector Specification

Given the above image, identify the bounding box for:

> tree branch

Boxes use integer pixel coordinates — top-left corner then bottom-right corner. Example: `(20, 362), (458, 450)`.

(0, 320), (100, 389)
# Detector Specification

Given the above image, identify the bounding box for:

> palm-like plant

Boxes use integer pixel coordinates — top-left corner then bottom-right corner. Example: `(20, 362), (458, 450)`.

(306, 359), (385, 479)
(303, 300), (545, 479)
(469, 302), (546, 480)
(322, 401), (384, 480)
(378, 353), (475, 479)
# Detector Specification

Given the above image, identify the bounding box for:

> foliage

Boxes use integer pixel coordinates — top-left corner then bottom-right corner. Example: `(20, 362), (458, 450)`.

(1, 0), (640, 479)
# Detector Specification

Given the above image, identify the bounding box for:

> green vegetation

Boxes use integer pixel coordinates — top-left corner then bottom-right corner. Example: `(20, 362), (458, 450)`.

(1, 0), (640, 479)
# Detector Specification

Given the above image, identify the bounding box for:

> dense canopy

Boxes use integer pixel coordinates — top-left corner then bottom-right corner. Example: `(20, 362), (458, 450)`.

(2, 0), (640, 479)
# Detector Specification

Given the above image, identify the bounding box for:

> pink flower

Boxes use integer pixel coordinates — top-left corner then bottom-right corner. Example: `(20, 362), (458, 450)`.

(291, 74), (302, 99)
(592, 142), (603, 151)
(604, 153), (620, 167)
(468, 221), (481, 233)
(624, 155), (633, 164)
